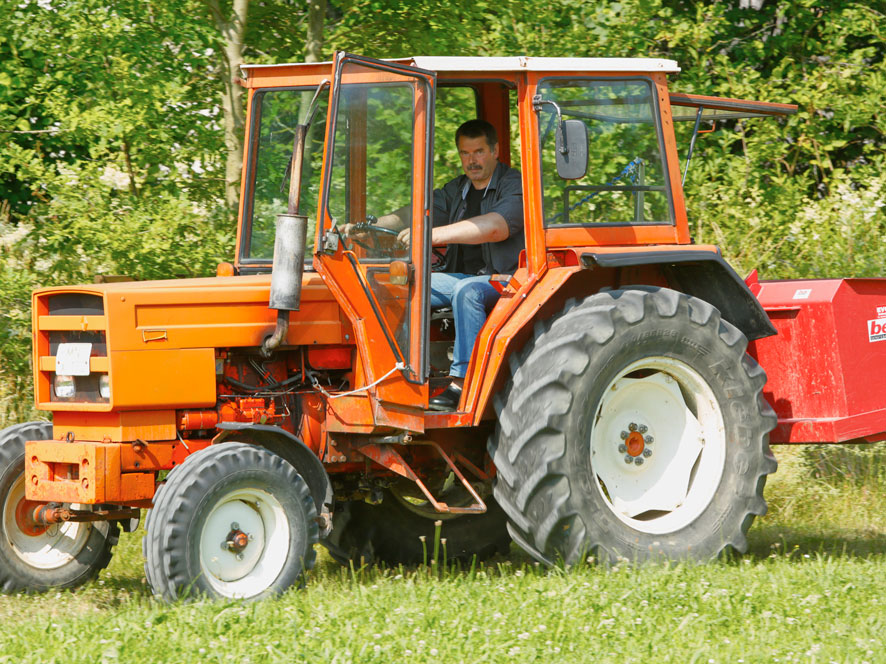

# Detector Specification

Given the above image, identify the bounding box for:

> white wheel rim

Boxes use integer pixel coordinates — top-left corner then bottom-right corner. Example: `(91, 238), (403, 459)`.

(3, 474), (95, 570)
(590, 356), (726, 535)
(199, 487), (290, 599)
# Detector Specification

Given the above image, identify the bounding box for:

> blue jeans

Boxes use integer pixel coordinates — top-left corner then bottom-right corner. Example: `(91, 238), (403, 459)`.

(430, 273), (501, 379)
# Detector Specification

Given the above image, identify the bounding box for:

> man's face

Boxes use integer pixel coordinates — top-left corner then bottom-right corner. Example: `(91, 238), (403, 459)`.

(457, 134), (499, 188)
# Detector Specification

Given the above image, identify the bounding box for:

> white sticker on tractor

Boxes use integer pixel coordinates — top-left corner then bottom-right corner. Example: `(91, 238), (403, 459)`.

(792, 289), (812, 300)
(56, 343), (92, 376)
(878, 306), (886, 318)
(868, 320), (886, 343)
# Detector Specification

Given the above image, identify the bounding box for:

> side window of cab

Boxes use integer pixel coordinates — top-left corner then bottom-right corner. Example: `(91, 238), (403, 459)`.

(538, 78), (673, 227)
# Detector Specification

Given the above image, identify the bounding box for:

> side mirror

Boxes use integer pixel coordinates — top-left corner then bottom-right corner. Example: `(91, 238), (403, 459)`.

(556, 119), (588, 180)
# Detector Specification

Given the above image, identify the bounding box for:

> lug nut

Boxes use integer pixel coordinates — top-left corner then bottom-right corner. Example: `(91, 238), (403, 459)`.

(638, 424), (648, 434)
(628, 423), (637, 432)
(236, 553), (244, 561)
(643, 448), (653, 458)
(634, 457), (645, 466)
(231, 522), (239, 530)
(620, 431), (629, 440)
(624, 455), (634, 464)
(618, 443), (627, 453)
(645, 435), (654, 444)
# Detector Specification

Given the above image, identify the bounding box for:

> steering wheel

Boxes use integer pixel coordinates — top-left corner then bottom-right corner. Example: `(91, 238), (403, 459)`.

(347, 215), (400, 252)
(431, 247), (448, 271)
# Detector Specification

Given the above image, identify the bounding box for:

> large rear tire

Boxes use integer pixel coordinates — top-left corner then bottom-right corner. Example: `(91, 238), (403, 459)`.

(144, 442), (318, 601)
(0, 421), (119, 592)
(489, 287), (777, 564)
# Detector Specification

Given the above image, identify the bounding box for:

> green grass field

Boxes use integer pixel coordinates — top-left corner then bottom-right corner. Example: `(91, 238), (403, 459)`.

(0, 446), (883, 664)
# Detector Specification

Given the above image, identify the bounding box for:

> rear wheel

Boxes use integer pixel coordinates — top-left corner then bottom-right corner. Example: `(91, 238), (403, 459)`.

(489, 287), (777, 564)
(326, 481), (510, 566)
(0, 421), (119, 592)
(144, 442), (318, 601)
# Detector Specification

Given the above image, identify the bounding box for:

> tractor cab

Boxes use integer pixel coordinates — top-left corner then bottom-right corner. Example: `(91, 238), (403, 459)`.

(237, 53), (792, 424)
(239, 54), (689, 421)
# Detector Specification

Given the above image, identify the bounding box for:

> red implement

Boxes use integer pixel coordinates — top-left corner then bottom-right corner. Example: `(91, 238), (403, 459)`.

(748, 276), (886, 444)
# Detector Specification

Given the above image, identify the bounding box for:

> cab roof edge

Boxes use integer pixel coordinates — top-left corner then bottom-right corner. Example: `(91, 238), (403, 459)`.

(240, 56), (681, 74)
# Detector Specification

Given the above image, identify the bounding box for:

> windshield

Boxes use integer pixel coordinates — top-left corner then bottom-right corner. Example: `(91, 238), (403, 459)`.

(538, 78), (672, 226)
(243, 87), (329, 261)
(324, 79), (417, 263)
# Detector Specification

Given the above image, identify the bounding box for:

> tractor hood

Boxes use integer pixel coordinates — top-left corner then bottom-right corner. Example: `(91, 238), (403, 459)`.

(31, 273), (348, 412)
(33, 273), (346, 353)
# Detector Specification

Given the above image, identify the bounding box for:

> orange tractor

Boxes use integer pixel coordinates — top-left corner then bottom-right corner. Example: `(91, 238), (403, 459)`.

(4, 53), (879, 600)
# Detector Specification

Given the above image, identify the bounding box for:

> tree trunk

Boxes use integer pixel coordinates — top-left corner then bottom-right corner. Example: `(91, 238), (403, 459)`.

(207, 0), (249, 212)
(305, 0), (326, 63)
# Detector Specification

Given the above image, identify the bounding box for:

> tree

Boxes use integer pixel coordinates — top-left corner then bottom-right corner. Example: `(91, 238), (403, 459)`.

(205, 0), (249, 210)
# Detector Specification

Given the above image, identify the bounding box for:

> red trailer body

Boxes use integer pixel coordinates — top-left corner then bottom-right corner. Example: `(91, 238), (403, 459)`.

(748, 275), (886, 445)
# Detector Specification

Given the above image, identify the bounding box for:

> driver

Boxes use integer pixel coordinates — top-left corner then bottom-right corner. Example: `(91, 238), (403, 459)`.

(351, 119), (523, 411)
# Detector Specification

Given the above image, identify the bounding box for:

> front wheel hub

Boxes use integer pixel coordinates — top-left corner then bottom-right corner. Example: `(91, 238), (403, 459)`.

(14, 498), (48, 537)
(224, 529), (249, 554)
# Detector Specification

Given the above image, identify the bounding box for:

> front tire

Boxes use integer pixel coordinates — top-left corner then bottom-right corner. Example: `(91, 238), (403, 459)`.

(144, 442), (318, 601)
(0, 421), (119, 592)
(489, 288), (777, 564)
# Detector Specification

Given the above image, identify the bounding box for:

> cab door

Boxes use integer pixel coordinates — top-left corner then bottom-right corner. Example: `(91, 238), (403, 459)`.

(314, 52), (435, 429)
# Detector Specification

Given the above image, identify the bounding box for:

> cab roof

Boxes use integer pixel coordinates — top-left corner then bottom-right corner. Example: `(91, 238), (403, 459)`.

(241, 56), (681, 74)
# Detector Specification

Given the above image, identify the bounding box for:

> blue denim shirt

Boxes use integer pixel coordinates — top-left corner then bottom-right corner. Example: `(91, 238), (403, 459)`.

(432, 162), (524, 275)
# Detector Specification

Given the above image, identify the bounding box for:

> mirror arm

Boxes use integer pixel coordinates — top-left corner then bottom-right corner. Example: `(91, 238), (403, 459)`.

(532, 95), (568, 155)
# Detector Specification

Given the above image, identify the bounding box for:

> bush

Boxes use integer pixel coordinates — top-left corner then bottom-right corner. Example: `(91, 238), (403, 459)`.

(0, 183), (234, 427)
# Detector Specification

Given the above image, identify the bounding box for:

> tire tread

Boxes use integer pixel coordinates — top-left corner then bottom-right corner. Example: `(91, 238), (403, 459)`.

(489, 287), (777, 565)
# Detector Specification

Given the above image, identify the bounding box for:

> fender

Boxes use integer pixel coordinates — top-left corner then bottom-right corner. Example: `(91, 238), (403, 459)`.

(581, 250), (776, 340)
(470, 248), (775, 422)
(215, 423), (333, 533)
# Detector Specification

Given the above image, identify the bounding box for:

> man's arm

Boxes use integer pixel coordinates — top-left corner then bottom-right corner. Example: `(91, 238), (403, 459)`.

(432, 212), (510, 244)
(375, 204), (411, 231)
(398, 212), (509, 245)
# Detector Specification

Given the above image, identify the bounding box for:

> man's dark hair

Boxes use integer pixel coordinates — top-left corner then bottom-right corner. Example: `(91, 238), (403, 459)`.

(455, 119), (498, 149)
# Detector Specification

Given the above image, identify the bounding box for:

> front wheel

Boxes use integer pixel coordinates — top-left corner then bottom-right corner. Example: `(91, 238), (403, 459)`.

(0, 421), (119, 592)
(144, 442), (318, 601)
(489, 287), (777, 564)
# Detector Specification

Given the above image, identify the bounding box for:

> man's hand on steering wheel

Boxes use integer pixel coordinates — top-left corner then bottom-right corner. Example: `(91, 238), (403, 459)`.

(343, 215), (400, 252)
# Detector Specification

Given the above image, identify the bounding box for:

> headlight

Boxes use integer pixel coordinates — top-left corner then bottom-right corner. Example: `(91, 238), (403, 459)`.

(99, 374), (111, 399)
(54, 375), (76, 399)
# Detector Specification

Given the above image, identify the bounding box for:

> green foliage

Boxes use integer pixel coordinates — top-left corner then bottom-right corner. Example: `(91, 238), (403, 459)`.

(2, 0), (886, 415)
(0, 0), (234, 419)
(0, 208), (40, 426)
(326, 0), (495, 58)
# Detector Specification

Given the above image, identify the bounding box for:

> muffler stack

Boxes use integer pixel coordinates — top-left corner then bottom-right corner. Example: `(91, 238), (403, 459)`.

(262, 124), (309, 357)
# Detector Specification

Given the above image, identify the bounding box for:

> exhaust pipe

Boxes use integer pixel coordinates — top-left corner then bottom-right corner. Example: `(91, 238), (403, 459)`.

(262, 124), (308, 357)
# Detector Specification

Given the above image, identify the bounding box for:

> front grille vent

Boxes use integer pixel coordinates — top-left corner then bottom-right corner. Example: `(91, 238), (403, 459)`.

(47, 293), (104, 316)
